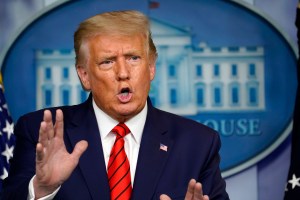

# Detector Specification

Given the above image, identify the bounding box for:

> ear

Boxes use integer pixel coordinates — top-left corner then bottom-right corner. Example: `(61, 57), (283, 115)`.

(149, 60), (156, 81)
(76, 65), (91, 90)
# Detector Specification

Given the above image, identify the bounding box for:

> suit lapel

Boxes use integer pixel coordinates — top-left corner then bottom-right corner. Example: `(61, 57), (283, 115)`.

(64, 98), (110, 200)
(131, 102), (173, 199)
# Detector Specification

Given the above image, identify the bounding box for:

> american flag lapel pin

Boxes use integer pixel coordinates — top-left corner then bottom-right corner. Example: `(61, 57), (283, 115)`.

(160, 143), (168, 152)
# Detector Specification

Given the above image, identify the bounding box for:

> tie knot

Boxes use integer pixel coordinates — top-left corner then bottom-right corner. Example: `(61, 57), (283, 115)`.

(112, 123), (130, 138)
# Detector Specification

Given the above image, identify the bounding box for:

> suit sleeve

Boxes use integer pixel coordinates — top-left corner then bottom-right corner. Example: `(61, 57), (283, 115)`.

(199, 131), (229, 200)
(2, 115), (39, 199)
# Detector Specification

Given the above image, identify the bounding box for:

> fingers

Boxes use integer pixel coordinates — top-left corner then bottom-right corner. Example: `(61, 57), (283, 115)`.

(185, 179), (197, 199)
(161, 192), (208, 200)
(38, 109), (64, 142)
(37, 109), (64, 161)
(203, 195), (209, 200)
(38, 110), (52, 147)
(54, 109), (64, 140)
(185, 179), (209, 200)
(160, 194), (172, 200)
(72, 140), (88, 161)
(36, 143), (44, 162)
(193, 182), (204, 199)
(37, 110), (54, 162)
(44, 110), (55, 139)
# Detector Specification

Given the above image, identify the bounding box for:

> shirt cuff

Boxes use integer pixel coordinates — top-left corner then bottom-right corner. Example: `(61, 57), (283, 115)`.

(28, 175), (61, 200)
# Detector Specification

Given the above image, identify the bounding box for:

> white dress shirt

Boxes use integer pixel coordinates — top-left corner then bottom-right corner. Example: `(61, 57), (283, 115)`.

(28, 99), (147, 200)
(93, 99), (147, 184)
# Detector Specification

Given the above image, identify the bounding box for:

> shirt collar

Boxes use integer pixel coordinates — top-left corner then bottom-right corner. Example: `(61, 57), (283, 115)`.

(92, 99), (147, 144)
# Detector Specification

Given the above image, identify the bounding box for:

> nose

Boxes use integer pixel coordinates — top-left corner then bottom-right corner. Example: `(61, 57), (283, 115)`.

(115, 58), (130, 81)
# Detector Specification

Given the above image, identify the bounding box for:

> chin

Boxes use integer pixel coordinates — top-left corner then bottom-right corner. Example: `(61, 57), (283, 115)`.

(117, 105), (140, 116)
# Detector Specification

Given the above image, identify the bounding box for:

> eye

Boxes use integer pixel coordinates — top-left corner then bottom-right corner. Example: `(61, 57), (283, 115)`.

(102, 60), (113, 65)
(130, 56), (140, 61)
(97, 60), (114, 69)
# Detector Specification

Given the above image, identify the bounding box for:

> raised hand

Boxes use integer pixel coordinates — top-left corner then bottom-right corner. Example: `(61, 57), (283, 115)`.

(33, 109), (88, 198)
(160, 179), (209, 200)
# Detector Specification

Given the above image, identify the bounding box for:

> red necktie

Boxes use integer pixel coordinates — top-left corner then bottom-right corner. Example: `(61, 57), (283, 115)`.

(107, 123), (132, 200)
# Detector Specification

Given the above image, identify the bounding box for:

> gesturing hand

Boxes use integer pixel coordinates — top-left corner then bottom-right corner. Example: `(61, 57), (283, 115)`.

(160, 179), (209, 200)
(33, 109), (88, 198)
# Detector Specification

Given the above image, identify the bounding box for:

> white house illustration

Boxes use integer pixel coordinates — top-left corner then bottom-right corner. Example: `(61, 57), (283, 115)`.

(35, 18), (265, 115)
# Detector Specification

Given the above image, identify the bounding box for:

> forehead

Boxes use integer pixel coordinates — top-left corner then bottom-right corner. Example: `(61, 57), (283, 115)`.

(87, 34), (147, 53)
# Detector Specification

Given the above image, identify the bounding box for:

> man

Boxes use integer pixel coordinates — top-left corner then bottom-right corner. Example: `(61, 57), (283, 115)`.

(2, 10), (229, 200)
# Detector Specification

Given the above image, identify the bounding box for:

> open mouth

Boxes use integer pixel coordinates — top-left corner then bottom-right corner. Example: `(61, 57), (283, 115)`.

(120, 87), (130, 96)
(117, 87), (132, 103)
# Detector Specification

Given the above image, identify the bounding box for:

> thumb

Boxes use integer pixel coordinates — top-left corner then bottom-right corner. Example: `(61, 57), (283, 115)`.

(160, 194), (172, 200)
(72, 140), (88, 160)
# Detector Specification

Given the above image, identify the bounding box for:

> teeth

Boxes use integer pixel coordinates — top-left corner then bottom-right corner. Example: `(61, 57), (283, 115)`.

(121, 92), (129, 96)
(121, 88), (130, 96)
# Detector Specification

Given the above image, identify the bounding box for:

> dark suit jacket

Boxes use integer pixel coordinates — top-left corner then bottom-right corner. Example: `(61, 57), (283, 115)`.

(2, 96), (229, 199)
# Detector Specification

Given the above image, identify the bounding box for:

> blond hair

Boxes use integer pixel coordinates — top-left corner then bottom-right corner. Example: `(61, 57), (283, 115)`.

(74, 10), (157, 66)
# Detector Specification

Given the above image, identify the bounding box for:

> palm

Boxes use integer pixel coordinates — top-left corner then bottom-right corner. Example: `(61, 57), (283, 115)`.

(34, 109), (88, 197)
(36, 135), (74, 186)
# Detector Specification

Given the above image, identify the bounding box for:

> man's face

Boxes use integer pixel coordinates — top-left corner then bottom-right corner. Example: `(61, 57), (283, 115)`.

(77, 34), (155, 122)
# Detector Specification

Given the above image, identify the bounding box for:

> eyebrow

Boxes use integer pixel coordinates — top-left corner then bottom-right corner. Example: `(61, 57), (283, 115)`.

(104, 49), (142, 58)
